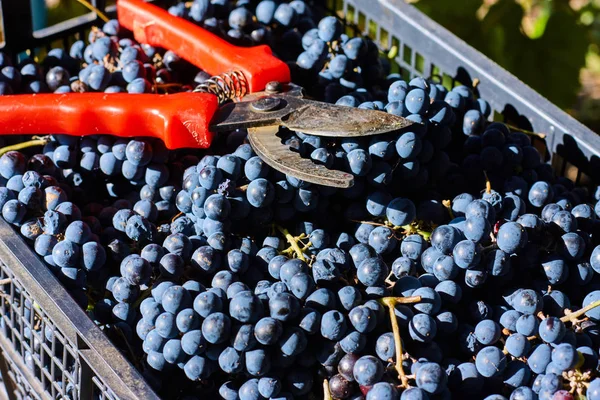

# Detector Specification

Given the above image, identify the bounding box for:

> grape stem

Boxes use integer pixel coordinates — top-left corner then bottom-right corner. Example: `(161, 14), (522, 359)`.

(384, 270), (395, 286)
(483, 170), (492, 194)
(561, 299), (600, 323)
(323, 379), (332, 400)
(501, 123), (547, 139)
(75, 0), (110, 23)
(281, 237), (312, 257)
(0, 137), (50, 157)
(349, 219), (432, 240)
(379, 296), (422, 388)
(275, 225), (306, 262)
(442, 200), (454, 220)
(171, 212), (184, 223)
(396, 224), (432, 241)
(351, 219), (387, 228)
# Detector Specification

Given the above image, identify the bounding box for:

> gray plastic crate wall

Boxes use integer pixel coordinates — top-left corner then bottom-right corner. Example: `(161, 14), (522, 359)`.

(0, 266), (121, 400)
(0, 259), (82, 400)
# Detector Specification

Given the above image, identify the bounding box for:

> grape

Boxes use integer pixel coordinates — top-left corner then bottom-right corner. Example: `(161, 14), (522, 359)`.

(257, 376), (281, 398)
(229, 291), (263, 323)
(52, 240), (80, 267)
(412, 287), (441, 315)
(430, 225), (461, 254)
(538, 317), (566, 344)
(432, 255), (458, 281)
(244, 156), (269, 181)
(81, 241), (106, 271)
(256, 0), (276, 24)
(245, 347), (271, 376)
(527, 343), (552, 375)
(183, 355), (212, 380)
(453, 240), (481, 269)
(218, 347), (243, 374)
(201, 312), (231, 344)
(20, 218), (43, 240)
(204, 194), (230, 221)
(409, 313), (437, 343)
(64, 221), (92, 244)
(356, 257), (388, 287)
(506, 289), (543, 315)
(112, 278), (139, 304)
(121, 255), (151, 286)
(496, 222), (527, 253)
(474, 319), (501, 345)
(475, 346), (506, 377)
(353, 355), (383, 386)
(415, 362), (447, 394)
(551, 343), (578, 371)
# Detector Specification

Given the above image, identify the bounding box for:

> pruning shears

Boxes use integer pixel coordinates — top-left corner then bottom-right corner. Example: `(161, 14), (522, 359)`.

(0, 0), (412, 187)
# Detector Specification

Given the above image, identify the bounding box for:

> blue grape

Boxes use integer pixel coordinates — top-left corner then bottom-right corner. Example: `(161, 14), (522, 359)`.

(184, 355), (212, 380)
(430, 225), (461, 254)
(409, 313), (437, 343)
(475, 346), (506, 377)
(528, 343), (552, 374)
(496, 222), (527, 253)
(201, 312), (231, 344)
(353, 355), (383, 386)
(415, 362), (447, 394)
(538, 316), (565, 343)
(357, 257), (388, 287)
(474, 319), (501, 345)
(52, 240), (80, 267)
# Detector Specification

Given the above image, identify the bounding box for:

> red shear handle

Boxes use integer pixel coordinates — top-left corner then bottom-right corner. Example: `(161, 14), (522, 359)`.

(0, 93), (219, 150)
(117, 0), (291, 93)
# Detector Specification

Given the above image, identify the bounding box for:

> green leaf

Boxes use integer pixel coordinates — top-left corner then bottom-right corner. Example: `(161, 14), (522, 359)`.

(479, 1), (588, 108)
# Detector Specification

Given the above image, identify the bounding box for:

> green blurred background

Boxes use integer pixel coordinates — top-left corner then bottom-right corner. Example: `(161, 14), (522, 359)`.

(411, 0), (600, 132)
(38, 0), (600, 131)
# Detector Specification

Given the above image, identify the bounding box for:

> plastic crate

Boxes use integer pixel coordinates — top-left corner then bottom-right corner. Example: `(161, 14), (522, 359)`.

(0, 217), (159, 400)
(0, 0), (597, 399)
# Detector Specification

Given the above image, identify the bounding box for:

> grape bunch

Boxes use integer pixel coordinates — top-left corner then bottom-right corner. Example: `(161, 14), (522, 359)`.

(1, 1), (600, 400)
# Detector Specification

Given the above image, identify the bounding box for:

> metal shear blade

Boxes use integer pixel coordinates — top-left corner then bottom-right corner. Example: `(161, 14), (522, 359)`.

(211, 93), (413, 137)
(210, 92), (414, 188)
(247, 125), (355, 188)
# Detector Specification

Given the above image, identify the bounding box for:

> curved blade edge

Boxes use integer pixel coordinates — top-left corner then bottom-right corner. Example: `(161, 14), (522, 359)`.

(247, 126), (354, 188)
(281, 101), (413, 137)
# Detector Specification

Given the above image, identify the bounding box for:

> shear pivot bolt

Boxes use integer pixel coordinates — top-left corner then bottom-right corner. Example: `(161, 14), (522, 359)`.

(251, 97), (281, 113)
(265, 81), (282, 93)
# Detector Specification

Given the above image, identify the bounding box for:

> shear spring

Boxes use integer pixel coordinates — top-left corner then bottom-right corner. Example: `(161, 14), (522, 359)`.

(194, 70), (249, 104)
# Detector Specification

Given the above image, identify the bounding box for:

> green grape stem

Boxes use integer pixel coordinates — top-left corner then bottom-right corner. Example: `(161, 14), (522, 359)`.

(561, 299), (600, 324)
(379, 296), (421, 387)
(0, 137), (50, 157)
(323, 379), (332, 400)
(275, 225), (306, 262)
